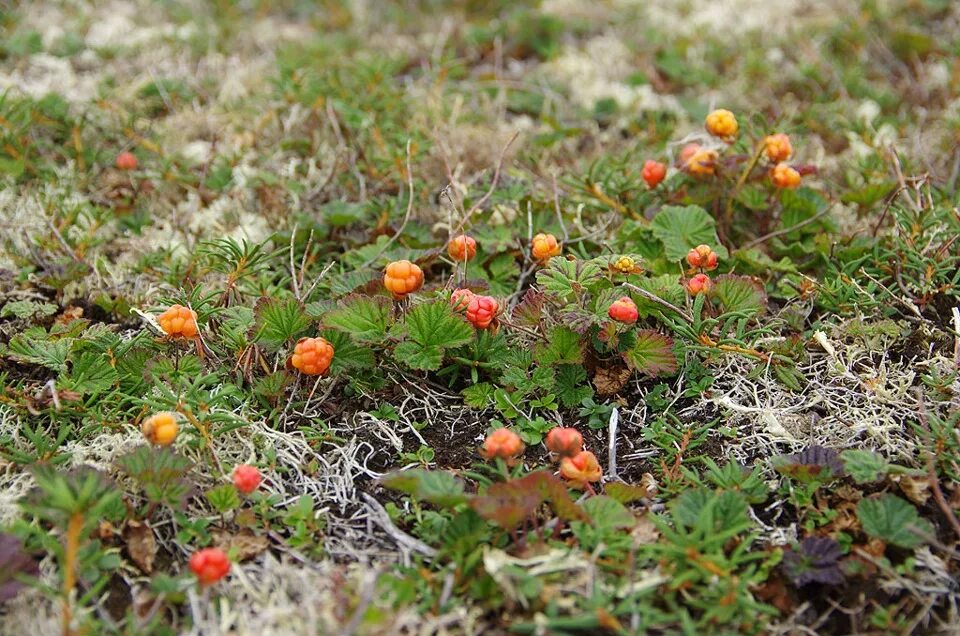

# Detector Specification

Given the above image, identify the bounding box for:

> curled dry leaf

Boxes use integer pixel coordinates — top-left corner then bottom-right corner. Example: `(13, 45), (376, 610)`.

(895, 475), (931, 506)
(123, 520), (157, 574)
(212, 528), (269, 562)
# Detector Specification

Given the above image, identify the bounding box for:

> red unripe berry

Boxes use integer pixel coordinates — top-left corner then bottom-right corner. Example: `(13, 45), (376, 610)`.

(686, 244), (718, 271)
(233, 465), (262, 495)
(189, 547), (230, 585)
(687, 273), (712, 296)
(447, 234), (477, 262)
(466, 295), (499, 330)
(480, 428), (524, 461)
(560, 450), (602, 488)
(115, 151), (138, 171)
(642, 160), (667, 188)
(545, 427), (583, 458)
(291, 337), (335, 376)
(608, 296), (638, 324)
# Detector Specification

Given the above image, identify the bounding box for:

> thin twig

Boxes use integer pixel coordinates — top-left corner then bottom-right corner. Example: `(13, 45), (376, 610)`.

(621, 282), (694, 323)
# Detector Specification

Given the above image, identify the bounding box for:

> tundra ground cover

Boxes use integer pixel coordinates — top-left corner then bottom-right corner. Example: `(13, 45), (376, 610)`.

(1, 1), (960, 634)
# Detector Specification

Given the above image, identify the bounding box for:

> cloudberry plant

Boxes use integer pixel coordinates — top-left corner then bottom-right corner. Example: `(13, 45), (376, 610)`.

(686, 244), (718, 271)
(447, 234), (477, 262)
(687, 273), (712, 296)
(771, 162), (802, 189)
(685, 148), (718, 176)
(158, 304), (199, 338)
(642, 159), (667, 188)
(545, 427), (583, 459)
(233, 465), (262, 495)
(763, 133), (792, 163)
(466, 295), (499, 330)
(705, 108), (738, 139)
(610, 256), (641, 274)
(450, 287), (474, 312)
(141, 412), (178, 446)
(383, 260), (424, 298)
(560, 450), (602, 488)
(608, 297), (638, 324)
(189, 547), (230, 586)
(480, 428), (524, 461)
(291, 337), (334, 376)
(115, 151), (138, 170)
(531, 233), (561, 262)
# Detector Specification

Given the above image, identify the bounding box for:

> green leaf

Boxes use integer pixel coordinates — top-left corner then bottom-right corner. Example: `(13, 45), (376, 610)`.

(205, 484), (240, 514)
(253, 297), (312, 349)
(553, 365), (593, 408)
(670, 489), (749, 532)
(462, 382), (495, 408)
(622, 330), (677, 377)
(535, 258), (603, 300)
(582, 496), (635, 531)
(650, 205), (727, 262)
(605, 481), (653, 505)
(1, 300), (58, 320)
(534, 327), (584, 366)
(391, 301), (474, 371)
(841, 450), (890, 484)
(380, 469), (468, 507)
(711, 275), (766, 316)
(8, 329), (72, 371)
(631, 274), (687, 319)
(323, 294), (393, 343)
(320, 329), (375, 374)
(61, 352), (119, 395)
(857, 494), (933, 548)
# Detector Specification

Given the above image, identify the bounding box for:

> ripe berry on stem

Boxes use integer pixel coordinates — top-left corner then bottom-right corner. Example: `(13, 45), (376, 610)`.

(383, 260), (424, 299)
(687, 273), (712, 296)
(158, 305), (199, 339)
(115, 151), (138, 171)
(531, 233), (562, 262)
(466, 295), (499, 330)
(189, 547), (230, 586)
(233, 465), (262, 495)
(447, 234), (477, 262)
(686, 244), (718, 271)
(141, 412), (178, 446)
(608, 297), (638, 324)
(642, 160), (667, 188)
(705, 109), (738, 139)
(771, 163), (801, 189)
(560, 450), (602, 488)
(291, 337), (334, 376)
(545, 427), (583, 459)
(763, 134), (792, 163)
(480, 428), (524, 461)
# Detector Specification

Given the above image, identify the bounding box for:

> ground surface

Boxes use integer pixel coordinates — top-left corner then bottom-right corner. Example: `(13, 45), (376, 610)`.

(1, 1), (960, 634)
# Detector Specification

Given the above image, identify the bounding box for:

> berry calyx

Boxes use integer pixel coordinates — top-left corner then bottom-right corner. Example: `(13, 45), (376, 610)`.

(686, 244), (718, 271)
(642, 160), (667, 188)
(466, 295), (499, 330)
(189, 547), (230, 586)
(447, 234), (477, 263)
(687, 273), (712, 296)
(450, 288), (475, 312)
(611, 256), (640, 274)
(771, 163), (801, 189)
(545, 427), (583, 459)
(158, 305), (199, 339)
(608, 297), (639, 324)
(705, 109), (738, 139)
(560, 450), (602, 488)
(115, 151), (138, 171)
(480, 428), (525, 461)
(383, 260), (424, 299)
(291, 337), (335, 376)
(685, 148), (718, 176)
(763, 133), (792, 163)
(531, 233), (562, 262)
(141, 412), (178, 446)
(233, 465), (262, 495)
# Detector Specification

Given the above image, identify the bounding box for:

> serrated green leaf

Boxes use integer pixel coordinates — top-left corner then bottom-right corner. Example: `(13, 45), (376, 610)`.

(534, 326), (584, 366)
(205, 484), (240, 514)
(650, 205), (727, 262)
(380, 469), (468, 507)
(391, 301), (474, 371)
(535, 258), (604, 299)
(8, 330), (72, 371)
(711, 275), (766, 316)
(582, 495), (636, 531)
(605, 481), (653, 505)
(857, 494), (933, 548)
(320, 329), (375, 374)
(622, 330), (676, 377)
(61, 352), (119, 395)
(841, 450), (890, 484)
(462, 382), (495, 408)
(670, 489), (749, 531)
(253, 297), (312, 349)
(1, 300), (58, 320)
(323, 294), (392, 343)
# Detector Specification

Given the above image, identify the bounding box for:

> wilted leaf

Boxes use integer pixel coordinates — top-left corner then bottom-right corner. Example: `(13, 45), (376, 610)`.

(622, 330), (677, 377)
(0, 533), (38, 603)
(593, 366), (631, 396)
(710, 275), (766, 317)
(605, 481), (652, 505)
(212, 528), (270, 562)
(123, 521), (157, 574)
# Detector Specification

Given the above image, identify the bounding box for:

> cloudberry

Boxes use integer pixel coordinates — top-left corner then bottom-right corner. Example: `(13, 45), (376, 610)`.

(233, 465), (262, 495)
(291, 337), (334, 376)
(383, 260), (424, 299)
(158, 305), (199, 338)
(611, 256), (640, 274)
(679, 143), (701, 166)
(705, 109), (738, 139)
(686, 245), (718, 270)
(608, 297), (638, 324)
(771, 162), (801, 189)
(560, 450), (602, 488)
(687, 273), (712, 296)
(450, 288), (474, 312)
(141, 412), (178, 446)
(480, 428), (524, 461)
(642, 160), (667, 188)
(189, 547), (230, 586)
(685, 148), (718, 176)
(531, 233), (562, 262)
(763, 133), (792, 163)
(466, 295), (499, 330)
(545, 427), (583, 459)
(447, 234), (477, 262)
(115, 151), (138, 171)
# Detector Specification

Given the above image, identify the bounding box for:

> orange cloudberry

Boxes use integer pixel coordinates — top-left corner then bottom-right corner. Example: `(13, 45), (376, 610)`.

(686, 245), (718, 271)
(705, 109), (738, 139)
(447, 234), (477, 263)
(642, 160), (667, 188)
(466, 295), (499, 330)
(771, 162), (801, 189)
(687, 273), (712, 296)
(560, 450), (602, 488)
(480, 428), (525, 461)
(383, 260), (424, 299)
(608, 297), (638, 324)
(291, 337), (334, 376)
(531, 233), (562, 262)
(189, 547), (230, 586)
(545, 427), (583, 459)
(763, 133), (792, 163)
(158, 305), (199, 338)
(141, 412), (178, 446)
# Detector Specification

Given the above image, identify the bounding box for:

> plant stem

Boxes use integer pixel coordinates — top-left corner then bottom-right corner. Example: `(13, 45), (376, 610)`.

(62, 512), (83, 636)
(724, 141), (765, 231)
